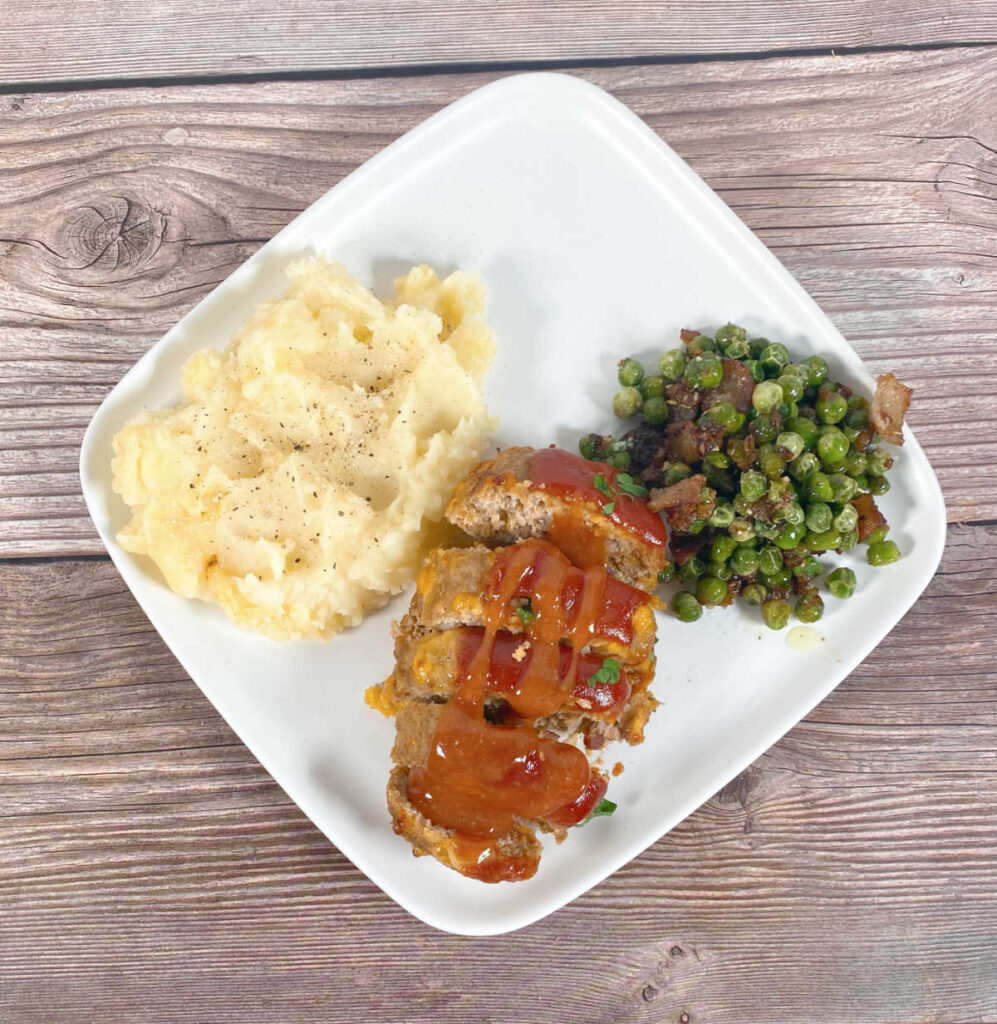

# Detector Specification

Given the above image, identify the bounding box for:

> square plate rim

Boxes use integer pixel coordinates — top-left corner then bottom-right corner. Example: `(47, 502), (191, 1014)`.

(79, 71), (948, 936)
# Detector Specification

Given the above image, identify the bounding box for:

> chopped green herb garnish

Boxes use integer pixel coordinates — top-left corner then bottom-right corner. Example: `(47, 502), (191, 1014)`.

(581, 798), (617, 824)
(601, 501), (616, 515)
(615, 473), (649, 498)
(587, 657), (620, 687)
(593, 473), (612, 497)
(516, 601), (535, 626)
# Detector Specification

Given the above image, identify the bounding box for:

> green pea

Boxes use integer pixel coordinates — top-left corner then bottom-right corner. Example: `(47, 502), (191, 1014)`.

(778, 375), (805, 403)
(730, 546), (760, 575)
(704, 449), (731, 469)
(867, 449), (893, 476)
(833, 504), (859, 533)
(687, 334), (717, 357)
(640, 375), (667, 400)
(679, 557), (706, 582)
(708, 499), (735, 528)
(852, 473), (870, 492)
(742, 582), (767, 606)
(789, 451), (820, 482)
(749, 337), (770, 358)
(759, 343), (790, 376)
(803, 355), (829, 387)
(752, 380), (783, 413)
(729, 518), (755, 542)
(722, 337), (752, 360)
(608, 451), (631, 470)
(780, 502), (806, 526)
(767, 566), (793, 587)
(806, 528), (842, 552)
(828, 473), (859, 503)
(657, 562), (676, 585)
(664, 462), (692, 485)
(845, 406), (869, 430)
(643, 395), (668, 426)
(838, 527), (859, 552)
(793, 555), (822, 580)
(759, 448), (787, 480)
(715, 323), (747, 346)
(842, 450), (868, 476)
(708, 560), (733, 582)
(750, 413), (779, 444)
(683, 355), (722, 389)
(868, 475), (891, 496)
(740, 470), (767, 503)
(659, 348), (687, 381)
(805, 502), (833, 534)
(762, 598), (791, 630)
(816, 390), (848, 424)
(795, 589), (824, 623)
(790, 415), (818, 448)
(807, 472), (834, 502)
(704, 401), (739, 432)
(826, 567), (857, 598)
(841, 425), (860, 444)
(697, 575), (728, 606)
(617, 357), (645, 387)
(868, 540), (901, 566)
(743, 359), (765, 383)
(711, 535), (737, 563)
(579, 435), (598, 461)
(866, 525), (889, 544)
(613, 387), (643, 418)
(773, 522), (807, 550)
(753, 520), (779, 541)
(758, 546), (784, 576)
(818, 430), (849, 465)
(776, 431), (805, 459)
(782, 362), (809, 380)
(672, 590), (703, 622)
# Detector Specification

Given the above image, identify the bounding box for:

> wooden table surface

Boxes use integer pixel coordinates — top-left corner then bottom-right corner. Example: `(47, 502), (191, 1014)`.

(2, 5), (996, 1022)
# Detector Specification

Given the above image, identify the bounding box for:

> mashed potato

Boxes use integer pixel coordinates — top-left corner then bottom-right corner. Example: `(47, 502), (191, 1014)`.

(112, 258), (495, 640)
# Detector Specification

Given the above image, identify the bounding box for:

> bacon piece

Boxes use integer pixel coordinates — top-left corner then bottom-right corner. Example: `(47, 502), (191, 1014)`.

(648, 474), (715, 535)
(870, 373), (912, 446)
(853, 493), (888, 542)
(648, 474), (706, 513)
(702, 358), (756, 414)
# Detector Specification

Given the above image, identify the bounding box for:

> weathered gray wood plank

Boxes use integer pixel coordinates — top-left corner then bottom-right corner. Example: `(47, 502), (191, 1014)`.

(2, 48), (996, 558)
(0, 524), (995, 1022)
(1, 0), (996, 85)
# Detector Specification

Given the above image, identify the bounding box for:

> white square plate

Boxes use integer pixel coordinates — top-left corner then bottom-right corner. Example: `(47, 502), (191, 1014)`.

(80, 73), (946, 935)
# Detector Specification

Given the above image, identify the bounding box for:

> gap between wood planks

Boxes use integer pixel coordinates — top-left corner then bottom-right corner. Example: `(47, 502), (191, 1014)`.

(1, 37), (995, 97)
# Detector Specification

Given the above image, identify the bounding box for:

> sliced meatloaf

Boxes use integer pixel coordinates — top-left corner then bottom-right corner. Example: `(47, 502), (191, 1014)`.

(387, 765), (543, 882)
(407, 541), (659, 666)
(445, 446), (668, 591)
(381, 626), (656, 748)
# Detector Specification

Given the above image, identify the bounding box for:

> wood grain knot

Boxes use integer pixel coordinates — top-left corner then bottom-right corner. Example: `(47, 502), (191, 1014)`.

(716, 766), (759, 809)
(59, 194), (167, 273)
(642, 985), (658, 1002)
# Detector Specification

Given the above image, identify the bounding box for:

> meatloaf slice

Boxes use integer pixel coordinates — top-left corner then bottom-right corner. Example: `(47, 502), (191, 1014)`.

(387, 765), (543, 882)
(381, 627), (656, 747)
(407, 543), (659, 667)
(445, 446), (667, 591)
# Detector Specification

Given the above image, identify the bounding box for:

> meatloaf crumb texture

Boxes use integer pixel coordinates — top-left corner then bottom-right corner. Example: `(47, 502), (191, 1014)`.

(446, 446), (666, 591)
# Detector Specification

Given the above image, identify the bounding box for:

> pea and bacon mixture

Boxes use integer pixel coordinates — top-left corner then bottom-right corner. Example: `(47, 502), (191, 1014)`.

(580, 323), (912, 628)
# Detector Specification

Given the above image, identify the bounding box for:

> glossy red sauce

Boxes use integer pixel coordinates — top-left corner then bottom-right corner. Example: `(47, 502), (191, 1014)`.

(527, 447), (668, 566)
(452, 628), (632, 719)
(406, 539), (634, 879)
(488, 538), (647, 648)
